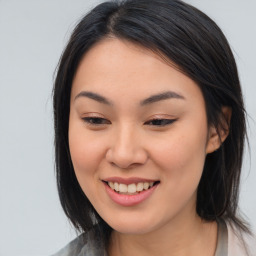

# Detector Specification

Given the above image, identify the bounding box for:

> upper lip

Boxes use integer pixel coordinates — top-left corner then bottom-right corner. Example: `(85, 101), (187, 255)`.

(102, 176), (158, 185)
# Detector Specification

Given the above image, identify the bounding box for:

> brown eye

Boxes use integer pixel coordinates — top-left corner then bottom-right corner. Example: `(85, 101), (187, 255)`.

(145, 119), (176, 126)
(82, 117), (111, 125)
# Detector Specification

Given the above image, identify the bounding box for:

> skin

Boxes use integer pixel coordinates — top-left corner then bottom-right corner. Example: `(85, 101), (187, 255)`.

(69, 38), (230, 256)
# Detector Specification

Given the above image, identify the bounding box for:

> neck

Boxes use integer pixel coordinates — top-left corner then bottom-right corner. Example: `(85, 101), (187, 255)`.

(108, 214), (217, 256)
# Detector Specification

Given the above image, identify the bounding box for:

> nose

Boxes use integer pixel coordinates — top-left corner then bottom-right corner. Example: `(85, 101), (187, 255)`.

(105, 124), (148, 169)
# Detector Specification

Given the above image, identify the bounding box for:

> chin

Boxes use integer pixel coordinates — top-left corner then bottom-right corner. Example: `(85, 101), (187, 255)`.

(103, 214), (162, 235)
(112, 224), (156, 235)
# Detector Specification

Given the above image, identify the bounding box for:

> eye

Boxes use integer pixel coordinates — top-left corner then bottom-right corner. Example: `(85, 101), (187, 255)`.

(144, 119), (177, 126)
(82, 117), (111, 126)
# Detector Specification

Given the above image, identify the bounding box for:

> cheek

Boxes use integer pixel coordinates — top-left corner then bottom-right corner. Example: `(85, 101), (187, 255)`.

(68, 120), (106, 188)
(69, 134), (100, 173)
(146, 127), (208, 221)
(68, 129), (109, 207)
(151, 122), (208, 191)
(153, 133), (206, 168)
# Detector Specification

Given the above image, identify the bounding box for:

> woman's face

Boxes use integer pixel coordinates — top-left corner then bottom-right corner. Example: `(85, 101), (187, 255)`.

(69, 38), (215, 234)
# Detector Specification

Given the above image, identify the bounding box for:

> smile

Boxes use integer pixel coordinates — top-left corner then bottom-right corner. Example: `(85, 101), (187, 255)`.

(107, 181), (156, 194)
(103, 178), (160, 206)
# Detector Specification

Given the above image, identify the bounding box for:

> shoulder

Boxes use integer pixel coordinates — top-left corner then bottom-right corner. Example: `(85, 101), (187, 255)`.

(51, 233), (87, 256)
(51, 226), (107, 256)
(225, 220), (256, 256)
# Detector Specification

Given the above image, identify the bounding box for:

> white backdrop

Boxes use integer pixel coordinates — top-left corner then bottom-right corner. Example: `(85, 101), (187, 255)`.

(0, 0), (255, 255)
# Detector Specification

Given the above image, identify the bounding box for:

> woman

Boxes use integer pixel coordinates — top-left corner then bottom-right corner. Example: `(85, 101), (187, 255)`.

(52, 0), (255, 255)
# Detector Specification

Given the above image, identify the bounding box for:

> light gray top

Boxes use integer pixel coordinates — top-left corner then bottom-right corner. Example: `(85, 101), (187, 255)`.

(215, 218), (228, 256)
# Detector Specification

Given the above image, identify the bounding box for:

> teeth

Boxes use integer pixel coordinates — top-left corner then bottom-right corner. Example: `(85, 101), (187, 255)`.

(109, 182), (114, 190)
(136, 182), (144, 192)
(108, 181), (156, 193)
(128, 184), (137, 193)
(114, 182), (119, 192)
(119, 183), (128, 193)
(143, 182), (149, 190)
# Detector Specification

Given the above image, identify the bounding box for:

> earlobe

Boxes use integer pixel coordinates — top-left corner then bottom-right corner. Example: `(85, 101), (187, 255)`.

(206, 106), (232, 154)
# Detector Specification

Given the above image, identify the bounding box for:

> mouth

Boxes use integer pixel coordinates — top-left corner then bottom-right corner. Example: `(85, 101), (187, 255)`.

(103, 180), (160, 195)
(102, 178), (160, 206)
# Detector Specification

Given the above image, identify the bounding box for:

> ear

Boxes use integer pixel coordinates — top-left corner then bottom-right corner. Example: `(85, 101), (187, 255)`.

(206, 106), (232, 154)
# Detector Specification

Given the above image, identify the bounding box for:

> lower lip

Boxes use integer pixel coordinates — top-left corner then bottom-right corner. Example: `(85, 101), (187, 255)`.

(104, 182), (159, 207)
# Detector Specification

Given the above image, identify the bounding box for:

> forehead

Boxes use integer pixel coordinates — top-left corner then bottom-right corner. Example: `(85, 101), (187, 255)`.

(71, 38), (204, 106)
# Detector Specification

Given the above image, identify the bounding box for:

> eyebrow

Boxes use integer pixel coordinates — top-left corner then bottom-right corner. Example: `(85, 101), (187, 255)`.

(140, 91), (185, 106)
(74, 90), (185, 106)
(74, 91), (113, 105)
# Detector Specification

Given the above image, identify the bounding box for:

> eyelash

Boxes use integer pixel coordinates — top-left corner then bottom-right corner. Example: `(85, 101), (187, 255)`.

(82, 117), (176, 127)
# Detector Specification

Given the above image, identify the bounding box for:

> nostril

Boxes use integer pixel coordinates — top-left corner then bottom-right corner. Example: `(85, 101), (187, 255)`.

(105, 144), (148, 169)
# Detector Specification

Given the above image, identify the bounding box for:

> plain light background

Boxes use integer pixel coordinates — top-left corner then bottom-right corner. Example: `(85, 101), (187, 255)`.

(0, 0), (255, 255)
